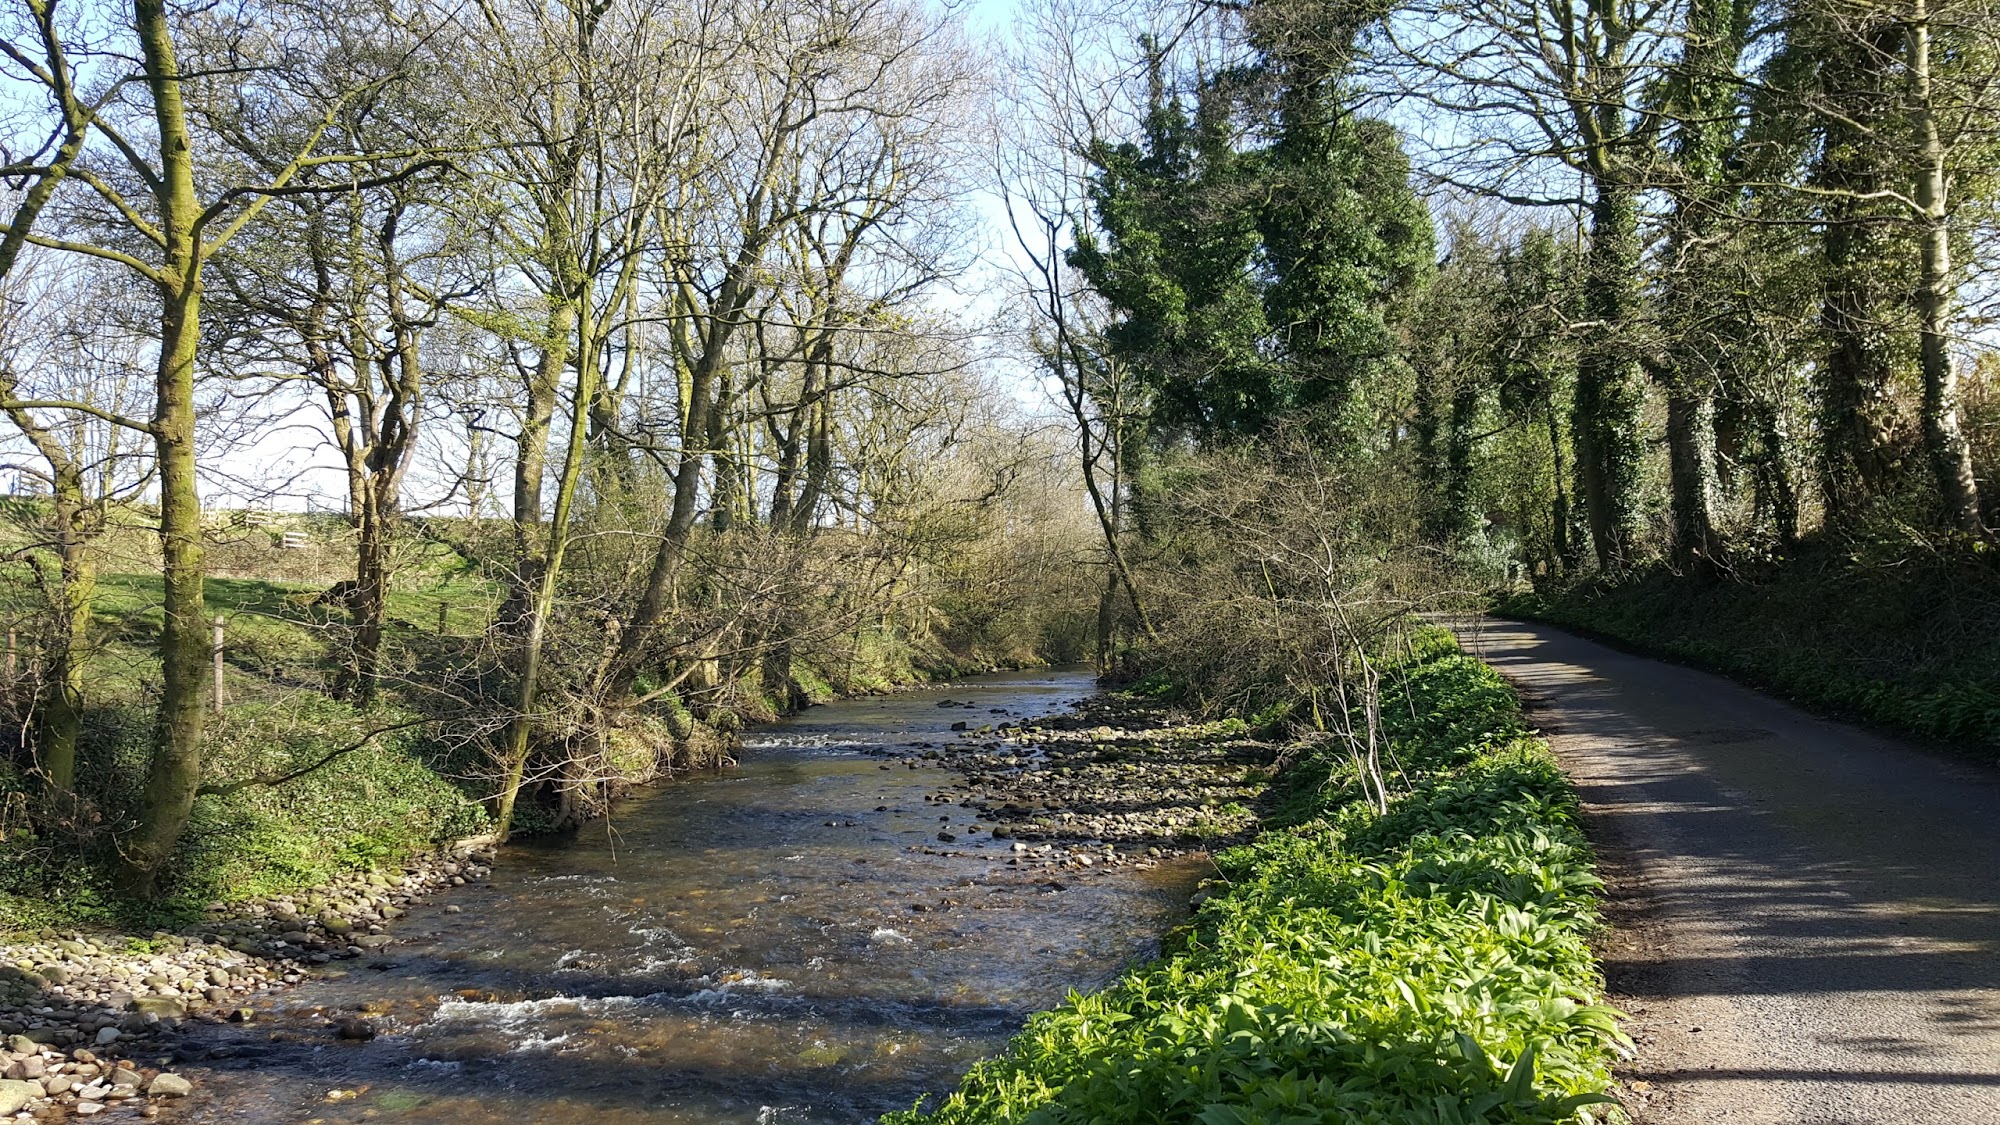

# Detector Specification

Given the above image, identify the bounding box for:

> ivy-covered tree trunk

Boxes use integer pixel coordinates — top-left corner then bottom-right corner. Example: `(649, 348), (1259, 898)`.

(1813, 26), (1904, 527)
(1665, 391), (1721, 571)
(1654, 0), (1746, 576)
(1544, 401), (1578, 575)
(1572, 181), (1646, 572)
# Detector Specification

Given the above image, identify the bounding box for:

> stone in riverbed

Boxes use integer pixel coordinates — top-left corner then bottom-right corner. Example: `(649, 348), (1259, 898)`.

(147, 1073), (192, 1098)
(333, 1017), (377, 1041)
(129, 996), (186, 1020)
(0, 1078), (39, 1114)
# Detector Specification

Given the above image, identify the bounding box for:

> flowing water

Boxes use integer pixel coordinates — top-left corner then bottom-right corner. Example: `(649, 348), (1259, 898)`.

(172, 668), (1202, 1123)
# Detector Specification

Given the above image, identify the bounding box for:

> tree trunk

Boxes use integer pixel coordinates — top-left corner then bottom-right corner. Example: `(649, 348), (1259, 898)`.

(40, 479), (93, 795)
(1440, 380), (1480, 548)
(1572, 180), (1645, 572)
(1654, 0), (1742, 577)
(0, 404), (94, 799)
(121, 287), (207, 896)
(346, 494), (389, 705)
(118, 0), (210, 897)
(506, 299), (571, 625)
(1666, 386), (1722, 573)
(493, 295), (599, 841)
(1908, 6), (1985, 536)
(1814, 25), (1904, 527)
(1544, 395), (1578, 575)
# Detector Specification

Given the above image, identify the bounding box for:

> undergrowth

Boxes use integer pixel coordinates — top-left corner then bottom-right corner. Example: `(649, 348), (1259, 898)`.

(0, 696), (485, 934)
(886, 628), (1623, 1125)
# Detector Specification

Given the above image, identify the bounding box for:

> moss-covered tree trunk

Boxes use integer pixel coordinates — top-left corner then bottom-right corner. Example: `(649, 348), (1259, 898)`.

(493, 247), (596, 839)
(348, 493), (390, 703)
(0, 393), (95, 799)
(117, 0), (211, 898)
(39, 474), (93, 795)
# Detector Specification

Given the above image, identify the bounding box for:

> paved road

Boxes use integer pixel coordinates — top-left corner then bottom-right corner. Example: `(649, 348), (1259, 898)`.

(1455, 617), (2000, 1125)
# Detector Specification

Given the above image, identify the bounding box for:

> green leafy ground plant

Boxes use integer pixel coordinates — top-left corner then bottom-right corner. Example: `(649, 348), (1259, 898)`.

(887, 630), (1623, 1125)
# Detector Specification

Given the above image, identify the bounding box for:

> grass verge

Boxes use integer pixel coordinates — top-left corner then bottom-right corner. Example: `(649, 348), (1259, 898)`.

(886, 628), (1623, 1125)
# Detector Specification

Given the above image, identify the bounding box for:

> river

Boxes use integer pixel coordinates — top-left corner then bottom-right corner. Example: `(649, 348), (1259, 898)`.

(167, 668), (1201, 1123)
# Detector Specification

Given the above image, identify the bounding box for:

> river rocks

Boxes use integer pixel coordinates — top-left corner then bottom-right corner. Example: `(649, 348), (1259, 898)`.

(0, 839), (499, 1112)
(333, 1016), (379, 1040)
(6, 1054), (45, 1080)
(917, 693), (1273, 874)
(0, 1035), (200, 1118)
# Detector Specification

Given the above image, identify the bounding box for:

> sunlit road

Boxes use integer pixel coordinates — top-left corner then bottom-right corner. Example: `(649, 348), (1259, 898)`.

(1458, 617), (2000, 1124)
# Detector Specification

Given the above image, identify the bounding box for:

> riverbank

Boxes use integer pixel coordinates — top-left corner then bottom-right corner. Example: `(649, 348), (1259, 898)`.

(1, 842), (495, 1120)
(890, 629), (1624, 1124)
(0, 555), (1069, 942)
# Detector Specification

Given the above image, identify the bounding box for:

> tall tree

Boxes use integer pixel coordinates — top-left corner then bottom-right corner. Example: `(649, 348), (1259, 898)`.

(1651, 0), (1754, 574)
(1383, 0), (1674, 570)
(1, 0), (435, 893)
